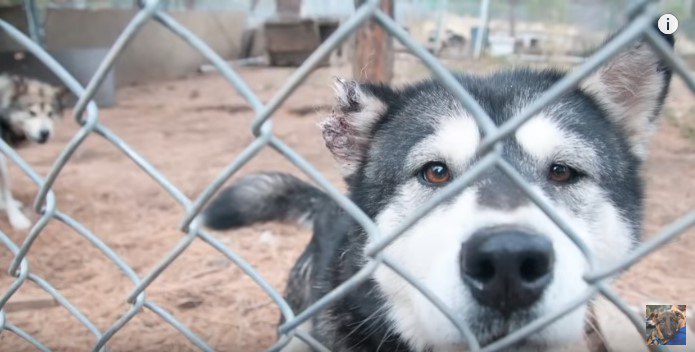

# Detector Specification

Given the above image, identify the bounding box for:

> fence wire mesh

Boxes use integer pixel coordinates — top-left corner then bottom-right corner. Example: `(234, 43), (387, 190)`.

(0, 0), (694, 351)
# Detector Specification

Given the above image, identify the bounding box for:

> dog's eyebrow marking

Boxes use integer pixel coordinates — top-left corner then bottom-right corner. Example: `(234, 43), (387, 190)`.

(406, 116), (480, 173)
(515, 114), (600, 176)
(515, 115), (564, 161)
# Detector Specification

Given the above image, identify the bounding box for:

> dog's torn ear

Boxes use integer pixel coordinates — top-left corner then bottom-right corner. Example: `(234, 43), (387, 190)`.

(53, 86), (70, 115)
(581, 29), (674, 159)
(320, 78), (394, 176)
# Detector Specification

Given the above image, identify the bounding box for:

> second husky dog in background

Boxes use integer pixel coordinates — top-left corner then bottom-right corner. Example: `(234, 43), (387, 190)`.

(0, 74), (66, 230)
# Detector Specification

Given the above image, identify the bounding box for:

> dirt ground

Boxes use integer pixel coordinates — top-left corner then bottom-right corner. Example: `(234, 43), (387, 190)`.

(0, 57), (693, 351)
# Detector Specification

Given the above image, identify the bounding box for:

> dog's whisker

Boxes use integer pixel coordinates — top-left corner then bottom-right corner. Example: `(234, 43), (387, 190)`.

(337, 304), (390, 347)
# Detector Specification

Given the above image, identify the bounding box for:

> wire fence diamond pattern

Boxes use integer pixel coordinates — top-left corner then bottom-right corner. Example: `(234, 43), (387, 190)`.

(1, 0), (694, 351)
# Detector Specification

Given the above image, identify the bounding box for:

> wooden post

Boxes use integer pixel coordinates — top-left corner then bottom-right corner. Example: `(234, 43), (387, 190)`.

(432, 0), (448, 55)
(473, 0), (490, 59)
(352, 0), (394, 84)
(508, 0), (517, 37)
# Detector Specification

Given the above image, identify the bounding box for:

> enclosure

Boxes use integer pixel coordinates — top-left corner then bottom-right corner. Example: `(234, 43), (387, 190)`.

(0, 0), (694, 351)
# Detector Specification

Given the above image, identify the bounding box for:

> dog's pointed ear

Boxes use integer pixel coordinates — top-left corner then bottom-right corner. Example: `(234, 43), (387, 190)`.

(54, 86), (69, 100)
(581, 29), (674, 159)
(52, 86), (70, 115)
(10, 75), (27, 101)
(320, 78), (394, 176)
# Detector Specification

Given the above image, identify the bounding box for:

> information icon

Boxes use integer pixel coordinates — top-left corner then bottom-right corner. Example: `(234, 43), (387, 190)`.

(658, 14), (678, 35)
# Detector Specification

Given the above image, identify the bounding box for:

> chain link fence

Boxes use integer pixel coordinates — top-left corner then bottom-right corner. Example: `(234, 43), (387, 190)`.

(0, 0), (694, 351)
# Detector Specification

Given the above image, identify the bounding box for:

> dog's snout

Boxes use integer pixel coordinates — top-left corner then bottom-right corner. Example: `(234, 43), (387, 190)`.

(461, 230), (554, 315)
(38, 130), (50, 143)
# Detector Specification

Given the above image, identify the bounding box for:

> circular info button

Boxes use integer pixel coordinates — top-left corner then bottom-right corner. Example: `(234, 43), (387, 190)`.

(658, 14), (678, 35)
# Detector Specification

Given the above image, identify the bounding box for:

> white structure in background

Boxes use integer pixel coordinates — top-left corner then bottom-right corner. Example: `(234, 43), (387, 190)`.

(487, 35), (515, 57)
(301, 0), (354, 19)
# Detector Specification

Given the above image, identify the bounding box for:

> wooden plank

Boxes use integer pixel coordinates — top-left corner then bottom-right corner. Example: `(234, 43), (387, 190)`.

(352, 0), (394, 84)
(4, 297), (58, 313)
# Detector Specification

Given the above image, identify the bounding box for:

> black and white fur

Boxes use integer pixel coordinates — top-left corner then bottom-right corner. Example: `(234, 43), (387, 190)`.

(203, 31), (674, 351)
(0, 74), (66, 230)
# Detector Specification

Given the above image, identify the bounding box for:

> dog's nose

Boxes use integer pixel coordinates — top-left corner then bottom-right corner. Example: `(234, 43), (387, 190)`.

(38, 130), (49, 143)
(460, 230), (554, 315)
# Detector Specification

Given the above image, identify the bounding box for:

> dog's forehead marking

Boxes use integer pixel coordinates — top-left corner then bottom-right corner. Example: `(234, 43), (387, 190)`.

(514, 114), (565, 162)
(407, 116), (480, 171)
(514, 113), (602, 176)
(436, 117), (480, 162)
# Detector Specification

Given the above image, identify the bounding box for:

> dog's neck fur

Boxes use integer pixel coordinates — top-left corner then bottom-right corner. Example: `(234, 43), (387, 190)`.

(312, 223), (415, 351)
(584, 304), (608, 352)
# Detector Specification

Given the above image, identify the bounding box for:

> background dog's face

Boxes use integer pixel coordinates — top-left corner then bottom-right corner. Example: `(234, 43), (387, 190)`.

(7, 78), (66, 144)
(649, 310), (681, 341)
(322, 37), (672, 350)
(8, 102), (60, 144)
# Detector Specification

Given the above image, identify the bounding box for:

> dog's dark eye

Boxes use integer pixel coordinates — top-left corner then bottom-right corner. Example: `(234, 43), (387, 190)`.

(420, 162), (451, 185)
(29, 110), (36, 117)
(48, 111), (53, 117)
(548, 163), (579, 184)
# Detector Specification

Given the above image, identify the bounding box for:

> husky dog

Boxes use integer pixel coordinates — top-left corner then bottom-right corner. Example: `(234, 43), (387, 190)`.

(0, 74), (66, 229)
(203, 30), (674, 351)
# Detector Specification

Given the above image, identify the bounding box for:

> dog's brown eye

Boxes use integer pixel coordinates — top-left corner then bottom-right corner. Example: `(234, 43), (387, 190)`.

(29, 111), (36, 117)
(421, 162), (451, 185)
(548, 163), (578, 184)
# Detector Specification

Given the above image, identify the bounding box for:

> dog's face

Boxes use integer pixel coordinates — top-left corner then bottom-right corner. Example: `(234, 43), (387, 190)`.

(8, 101), (60, 144)
(649, 310), (681, 341)
(321, 38), (672, 350)
(5, 77), (65, 144)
